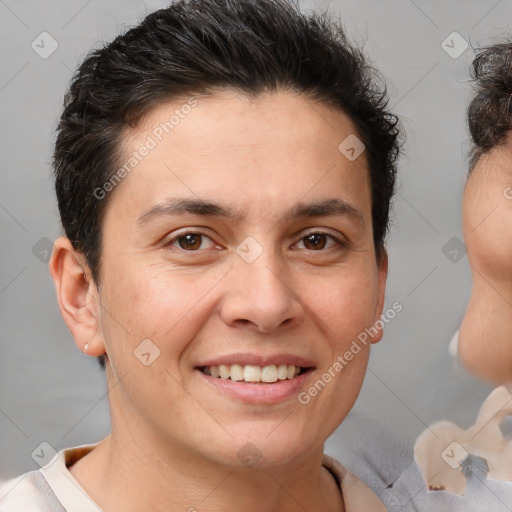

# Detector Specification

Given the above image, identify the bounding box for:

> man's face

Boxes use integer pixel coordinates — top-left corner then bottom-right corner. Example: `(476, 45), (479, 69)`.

(459, 133), (512, 383)
(90, 90), (387, 466)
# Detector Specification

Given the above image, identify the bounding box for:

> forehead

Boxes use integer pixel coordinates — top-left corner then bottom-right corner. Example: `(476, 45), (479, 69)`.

(109, 89), (372, 225)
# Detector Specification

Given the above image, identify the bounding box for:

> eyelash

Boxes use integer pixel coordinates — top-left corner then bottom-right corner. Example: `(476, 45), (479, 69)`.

(163, 229), (347, 253)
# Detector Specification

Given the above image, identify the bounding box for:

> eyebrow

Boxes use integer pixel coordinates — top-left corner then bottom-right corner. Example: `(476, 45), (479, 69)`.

(136, 197), (365, 227)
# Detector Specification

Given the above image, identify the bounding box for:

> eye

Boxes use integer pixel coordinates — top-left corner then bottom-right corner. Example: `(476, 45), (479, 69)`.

(164, 231), (219, 251)
(294, 232), (345, 251)
(163, 230), (346, 253)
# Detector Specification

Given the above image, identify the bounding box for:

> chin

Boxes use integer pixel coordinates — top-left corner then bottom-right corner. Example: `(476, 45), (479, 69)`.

(203, 428), (320, 470)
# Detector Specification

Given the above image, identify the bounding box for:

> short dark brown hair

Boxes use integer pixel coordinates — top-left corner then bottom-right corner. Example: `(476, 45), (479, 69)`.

(468, 41), (512, 171)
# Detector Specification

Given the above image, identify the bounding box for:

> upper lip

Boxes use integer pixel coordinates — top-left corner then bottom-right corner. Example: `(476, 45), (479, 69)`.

(196, 353), (315, 368)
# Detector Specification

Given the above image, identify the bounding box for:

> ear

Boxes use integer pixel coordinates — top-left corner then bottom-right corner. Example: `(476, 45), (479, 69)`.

(48, 236), (106, 357)
(370, 247), (388, 344)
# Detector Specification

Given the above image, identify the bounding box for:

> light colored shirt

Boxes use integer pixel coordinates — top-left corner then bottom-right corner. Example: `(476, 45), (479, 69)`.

(336, 408), (512, 511)
(0, 442), (386, 511)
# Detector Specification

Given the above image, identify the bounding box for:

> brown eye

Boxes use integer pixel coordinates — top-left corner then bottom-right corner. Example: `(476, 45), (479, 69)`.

(293, 231), (349, 253)
(177, 233), (202, 250)
(165, 231), (217, 251)
(303, 233), (327, 250)
(298, 232), (340, 251)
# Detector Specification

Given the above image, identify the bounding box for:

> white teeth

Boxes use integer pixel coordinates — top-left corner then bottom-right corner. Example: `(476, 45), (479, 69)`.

(244, 365), (261, 382)
(202, 364), (302, 382)
(230, 364), (244, 382)
(219, 364), (230, 380)
(261, 365), (278, 383)
(277, 364), (288, 380)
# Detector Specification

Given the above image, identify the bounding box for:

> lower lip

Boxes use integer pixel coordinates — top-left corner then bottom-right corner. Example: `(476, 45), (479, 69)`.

(196, 369), (314, 404)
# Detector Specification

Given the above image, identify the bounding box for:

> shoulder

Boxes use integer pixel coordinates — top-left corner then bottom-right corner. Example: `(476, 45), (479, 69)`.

(0, 470), (64, 511)
(335, 407), (512, 512)
(322, 453), (387, 511)
(410, 385), (512, 512)
(0, 441), (101, 512)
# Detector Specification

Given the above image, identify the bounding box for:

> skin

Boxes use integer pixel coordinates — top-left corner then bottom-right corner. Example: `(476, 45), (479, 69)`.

(49, 89), (388, 512)
(459, 132), (512, 384)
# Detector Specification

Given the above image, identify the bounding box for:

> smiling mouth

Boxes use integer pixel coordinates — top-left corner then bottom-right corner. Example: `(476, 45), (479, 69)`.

(197, 364), (311, 384)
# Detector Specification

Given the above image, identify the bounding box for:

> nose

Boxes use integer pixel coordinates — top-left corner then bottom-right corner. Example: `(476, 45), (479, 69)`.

(219, 244), (304, 334)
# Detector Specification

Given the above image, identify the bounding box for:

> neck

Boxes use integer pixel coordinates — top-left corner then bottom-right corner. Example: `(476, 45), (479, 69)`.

(69, 429), (344, 512)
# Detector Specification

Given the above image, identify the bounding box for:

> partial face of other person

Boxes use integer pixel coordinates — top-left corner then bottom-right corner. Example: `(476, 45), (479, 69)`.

(52, 89), (387, 468)
(459, 132), (512, 383)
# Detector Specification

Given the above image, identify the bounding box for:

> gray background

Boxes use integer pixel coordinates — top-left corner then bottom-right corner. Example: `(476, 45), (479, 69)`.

(1, 0), (511, 480)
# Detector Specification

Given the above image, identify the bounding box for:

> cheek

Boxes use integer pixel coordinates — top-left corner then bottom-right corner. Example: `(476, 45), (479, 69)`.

(330, 266), (378, 314)
(465, 206), (512, 281)
(463, 176), (512, 281)
(100, 262), (225, 360)
(98, 267), (207, 412)
(302, 268), (379, 343)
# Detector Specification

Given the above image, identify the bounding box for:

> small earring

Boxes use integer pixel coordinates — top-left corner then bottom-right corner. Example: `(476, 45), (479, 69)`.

(84, 343), (89, 353)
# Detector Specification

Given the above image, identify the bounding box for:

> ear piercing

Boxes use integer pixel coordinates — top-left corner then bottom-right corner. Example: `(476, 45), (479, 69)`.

(84, 343), (89, 353)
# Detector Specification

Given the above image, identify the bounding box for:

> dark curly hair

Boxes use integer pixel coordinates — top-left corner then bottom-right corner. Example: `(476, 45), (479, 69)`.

(468, 41), (512, 171)
(53, 0), (402, 369)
